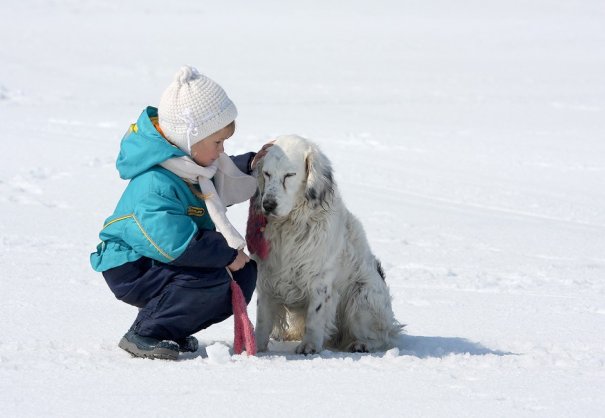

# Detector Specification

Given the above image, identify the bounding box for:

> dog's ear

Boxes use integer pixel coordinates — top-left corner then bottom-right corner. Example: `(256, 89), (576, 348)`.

(304, 145), (334, 208)
(254, 157), (265, 193)
(251, 158), (265, 211)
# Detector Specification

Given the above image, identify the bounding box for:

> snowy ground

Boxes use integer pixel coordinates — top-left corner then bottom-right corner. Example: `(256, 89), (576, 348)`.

(1, 0), (604, 416)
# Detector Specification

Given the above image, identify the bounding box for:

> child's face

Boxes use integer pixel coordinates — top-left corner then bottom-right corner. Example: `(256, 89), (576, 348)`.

(191, 122), (236, 167)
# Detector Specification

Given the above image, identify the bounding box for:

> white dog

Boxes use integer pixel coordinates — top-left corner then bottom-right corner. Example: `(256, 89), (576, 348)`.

(247, 135), (402, 354)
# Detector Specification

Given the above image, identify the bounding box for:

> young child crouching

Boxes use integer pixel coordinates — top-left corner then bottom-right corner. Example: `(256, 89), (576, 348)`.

(90, 66), (270, 360)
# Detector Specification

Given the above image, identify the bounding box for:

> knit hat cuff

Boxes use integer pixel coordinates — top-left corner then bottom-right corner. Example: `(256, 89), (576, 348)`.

(159, 102), (237, 148)
(157, 66), (238, 154)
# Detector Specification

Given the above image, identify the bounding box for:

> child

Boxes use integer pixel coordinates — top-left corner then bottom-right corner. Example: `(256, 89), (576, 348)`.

(90, 66), (271, 360)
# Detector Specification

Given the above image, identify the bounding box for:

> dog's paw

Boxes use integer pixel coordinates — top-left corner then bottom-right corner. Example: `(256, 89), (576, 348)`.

(253, 328), (271, 353)
(255, 338), (270, 353)
(295, 341), (319, 355)
(348, 342), (369, 353)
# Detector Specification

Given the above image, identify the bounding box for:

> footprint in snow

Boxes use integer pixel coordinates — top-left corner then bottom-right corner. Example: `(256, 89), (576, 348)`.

(0, 169), (71, 208)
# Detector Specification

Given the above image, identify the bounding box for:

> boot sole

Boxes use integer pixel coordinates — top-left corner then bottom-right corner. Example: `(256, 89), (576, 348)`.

(118, 336), (179, 360)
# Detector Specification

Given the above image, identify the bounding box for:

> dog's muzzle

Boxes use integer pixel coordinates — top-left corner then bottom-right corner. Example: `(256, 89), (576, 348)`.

(262, 198), (278, 214)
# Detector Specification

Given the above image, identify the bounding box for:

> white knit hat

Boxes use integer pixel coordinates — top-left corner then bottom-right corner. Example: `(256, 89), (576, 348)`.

(158, 66), (238, 154)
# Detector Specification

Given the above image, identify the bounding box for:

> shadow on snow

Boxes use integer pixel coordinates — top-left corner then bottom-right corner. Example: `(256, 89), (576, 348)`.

(398, 334), (515, 358)
(178, 334), (515, 361)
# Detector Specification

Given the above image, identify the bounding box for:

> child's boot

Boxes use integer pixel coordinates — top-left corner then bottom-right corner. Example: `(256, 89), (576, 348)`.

(118, 330), (179, 360)
(176, 335), (199, 353)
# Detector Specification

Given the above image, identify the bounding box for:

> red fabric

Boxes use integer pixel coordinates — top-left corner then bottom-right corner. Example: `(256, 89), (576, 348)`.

(246, 200), (270, 260)
(233, 198), (269, 355)
(231, 279), (257, 355)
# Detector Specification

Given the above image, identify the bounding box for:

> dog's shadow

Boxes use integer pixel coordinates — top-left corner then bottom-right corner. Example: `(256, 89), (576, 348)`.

(256, 334), (514, 360)
(396, 334), (515, 358)
(178, 334), (515, 361)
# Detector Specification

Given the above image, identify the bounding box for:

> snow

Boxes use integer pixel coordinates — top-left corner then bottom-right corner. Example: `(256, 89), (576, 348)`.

(1, 0), (604, 416)
(205, 343), (232, 365)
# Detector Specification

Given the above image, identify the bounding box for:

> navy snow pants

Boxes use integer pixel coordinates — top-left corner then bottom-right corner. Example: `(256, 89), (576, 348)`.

(102, 257), (257, 341)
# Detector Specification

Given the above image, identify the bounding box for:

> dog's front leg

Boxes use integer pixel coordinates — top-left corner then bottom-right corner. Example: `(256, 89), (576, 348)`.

(296, 281), (336, 355)
(255, 290), (278, 352)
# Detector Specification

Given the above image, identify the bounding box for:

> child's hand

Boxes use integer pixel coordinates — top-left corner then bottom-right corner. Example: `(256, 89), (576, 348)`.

(251, 142), (274, 170)
(228, 249), (250, 272)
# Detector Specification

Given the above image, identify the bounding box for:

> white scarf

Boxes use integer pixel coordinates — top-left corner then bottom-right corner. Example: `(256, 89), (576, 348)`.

(160, 153), (257, 250)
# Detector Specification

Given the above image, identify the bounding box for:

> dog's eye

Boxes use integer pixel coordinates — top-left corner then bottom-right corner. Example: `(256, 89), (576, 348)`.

(282, 173), (296, 188)
(263, 171), (271, 179)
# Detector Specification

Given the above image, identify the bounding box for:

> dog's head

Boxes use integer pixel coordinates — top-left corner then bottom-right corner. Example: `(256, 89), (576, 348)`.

(255, 135), (334, 218)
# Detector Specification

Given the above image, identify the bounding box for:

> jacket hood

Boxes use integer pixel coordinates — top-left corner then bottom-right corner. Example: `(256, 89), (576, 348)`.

(116, 107), (187, 179)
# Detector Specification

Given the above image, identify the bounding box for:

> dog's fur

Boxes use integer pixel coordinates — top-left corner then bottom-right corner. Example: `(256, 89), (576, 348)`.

(250, 135), (401, 354)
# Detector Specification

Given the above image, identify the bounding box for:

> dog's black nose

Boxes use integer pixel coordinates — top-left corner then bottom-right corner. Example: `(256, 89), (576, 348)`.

(262, 199), (277, 213)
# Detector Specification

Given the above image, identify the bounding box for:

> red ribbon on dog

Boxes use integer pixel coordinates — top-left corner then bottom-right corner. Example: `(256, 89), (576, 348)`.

(246, 199), (270, 260)
(226, 198), (271, 356)
(228, 272), (257, 356)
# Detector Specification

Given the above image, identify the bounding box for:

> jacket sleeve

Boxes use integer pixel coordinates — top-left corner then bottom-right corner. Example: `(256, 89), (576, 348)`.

(122, 191), (198, 263)
(123, 190), (237, 269)
(230, 152), (256, 175)
(170, 229), (238, 268)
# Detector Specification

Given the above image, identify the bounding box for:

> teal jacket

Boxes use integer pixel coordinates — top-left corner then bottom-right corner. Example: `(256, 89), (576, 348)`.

(90, 107), (225, 272)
